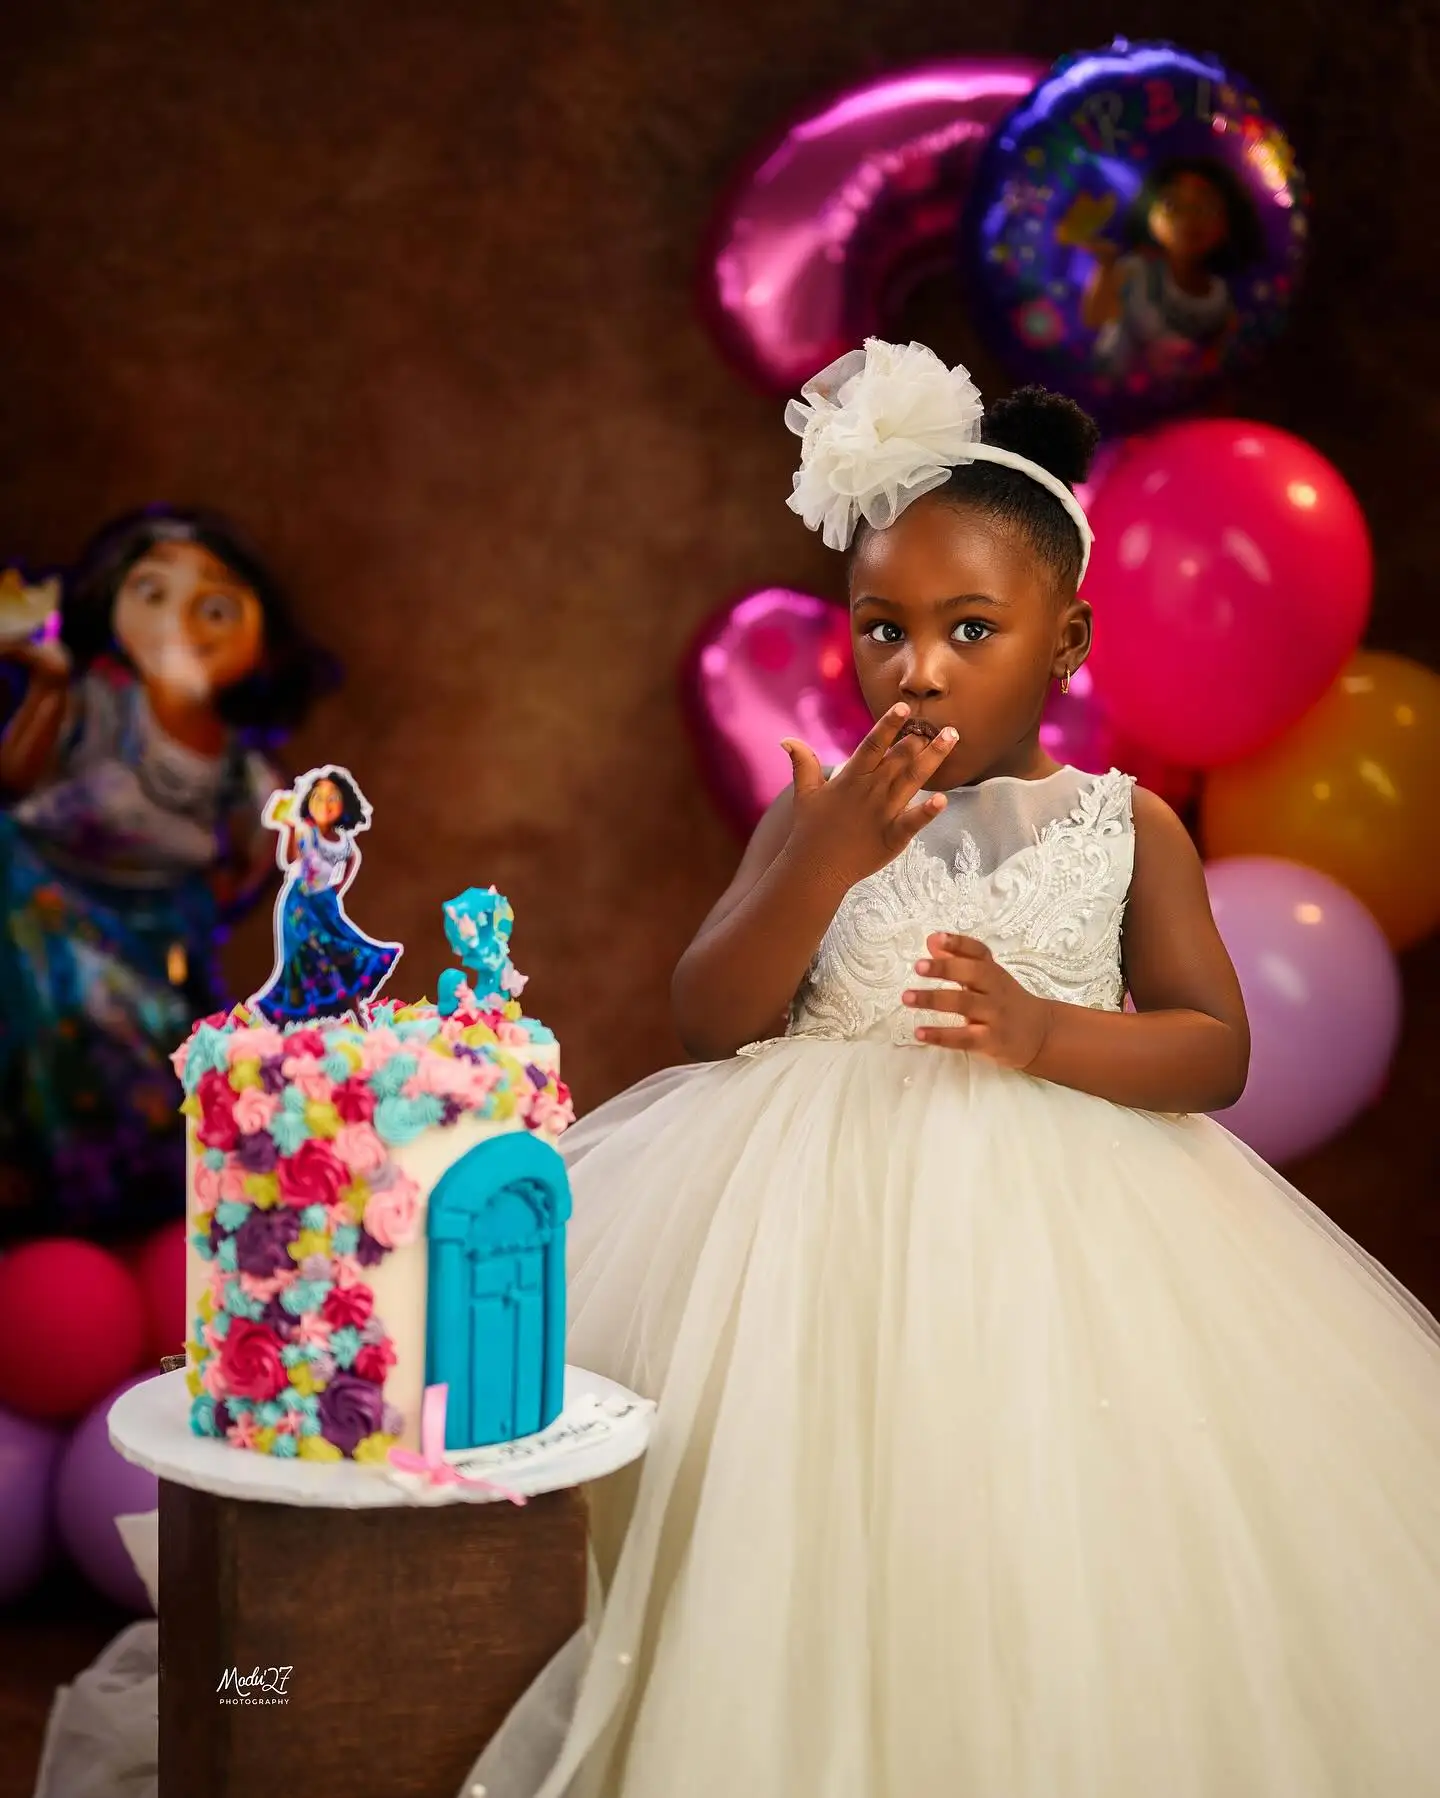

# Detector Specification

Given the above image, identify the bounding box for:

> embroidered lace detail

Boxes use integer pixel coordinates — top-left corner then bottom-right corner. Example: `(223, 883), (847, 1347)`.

(788, 770), (1134, 1047)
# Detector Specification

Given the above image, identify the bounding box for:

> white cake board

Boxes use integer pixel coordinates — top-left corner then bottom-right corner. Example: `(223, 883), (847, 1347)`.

(109, 1366), (655, 1510)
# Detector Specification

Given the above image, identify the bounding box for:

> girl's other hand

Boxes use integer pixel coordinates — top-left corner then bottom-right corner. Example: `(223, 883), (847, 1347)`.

(781, 704), (957, 889)
(906, 933), (1052, 1070)
(3, 637), (71, 686)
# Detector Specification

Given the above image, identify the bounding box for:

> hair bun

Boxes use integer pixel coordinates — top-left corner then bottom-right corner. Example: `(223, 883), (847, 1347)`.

(981, 387), (1099, 490)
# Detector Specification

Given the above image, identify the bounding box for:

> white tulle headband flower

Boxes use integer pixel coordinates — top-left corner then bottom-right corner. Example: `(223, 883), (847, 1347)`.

(784, 339), (1093, 581)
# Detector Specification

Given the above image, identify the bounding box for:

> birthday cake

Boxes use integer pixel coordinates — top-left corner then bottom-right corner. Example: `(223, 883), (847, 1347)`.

(175, 767), (574, 1466)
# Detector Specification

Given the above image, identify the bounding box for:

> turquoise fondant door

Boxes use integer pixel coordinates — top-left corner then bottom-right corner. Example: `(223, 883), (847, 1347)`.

(425, 1132), (571, 1451)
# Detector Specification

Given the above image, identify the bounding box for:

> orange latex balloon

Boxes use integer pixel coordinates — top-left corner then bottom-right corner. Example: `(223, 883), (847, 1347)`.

(1200, 652), (1440, 949)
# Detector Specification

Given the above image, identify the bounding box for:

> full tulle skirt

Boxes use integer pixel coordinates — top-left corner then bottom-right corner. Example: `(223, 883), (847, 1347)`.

(465, 1039), (1440, 1798)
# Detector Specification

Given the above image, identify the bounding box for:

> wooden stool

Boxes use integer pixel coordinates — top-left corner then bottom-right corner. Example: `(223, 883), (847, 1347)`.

(110, 1369), (654, 1798)
(158, 1480), (586, 1798)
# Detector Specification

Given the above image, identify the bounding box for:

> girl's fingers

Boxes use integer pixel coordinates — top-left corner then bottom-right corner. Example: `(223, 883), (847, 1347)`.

(889, 791), (946, 849)
(916, 947), (995, 991)
(886, 726), (958, 798)
(904, 986), (993, 1020)
(915, 1020), (994, 1054)
(780, 737), (825, 798)
(847, 703), (912, 774)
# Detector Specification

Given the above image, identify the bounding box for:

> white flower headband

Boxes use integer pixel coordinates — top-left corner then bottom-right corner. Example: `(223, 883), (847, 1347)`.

(784, 338), (1093, 582)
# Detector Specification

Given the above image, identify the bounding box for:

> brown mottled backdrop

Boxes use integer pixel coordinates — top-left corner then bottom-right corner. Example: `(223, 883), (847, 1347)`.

(0, 1), (1436, 1293)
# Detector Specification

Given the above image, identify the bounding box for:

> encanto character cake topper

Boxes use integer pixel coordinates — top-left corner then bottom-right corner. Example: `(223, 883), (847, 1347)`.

(436, 886), (528, 1017)
(250, 764), (401, 1024)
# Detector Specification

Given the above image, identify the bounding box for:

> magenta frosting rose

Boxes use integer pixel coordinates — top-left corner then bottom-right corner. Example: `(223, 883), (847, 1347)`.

(196, 1069), (240, 1151)
(319, 1372), (386, 1455)
(277, 1138), (346, 1210)
(218, 1320), (287, 1402)
(333, 1079), (377, 1124)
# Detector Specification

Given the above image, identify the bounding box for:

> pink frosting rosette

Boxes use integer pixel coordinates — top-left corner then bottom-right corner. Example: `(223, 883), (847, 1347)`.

(333, 1121), (388, 1176)
(364, 1171), (422, 1249)
(232, 1086), (280, 1135)
(228, 1024), (286, 1062)
(281, 1053), (334, 1101)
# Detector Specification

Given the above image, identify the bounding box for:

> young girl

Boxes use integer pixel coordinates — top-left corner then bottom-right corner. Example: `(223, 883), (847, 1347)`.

(1075, 158), (1262, 384)
(0, 508), (331, 1232)
(251, 764), (401, 1022)
(470, 340), (1440, 1797)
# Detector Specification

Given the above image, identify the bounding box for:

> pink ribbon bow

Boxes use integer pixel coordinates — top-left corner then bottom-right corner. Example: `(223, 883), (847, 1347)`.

(387, 1383), (528, 1505)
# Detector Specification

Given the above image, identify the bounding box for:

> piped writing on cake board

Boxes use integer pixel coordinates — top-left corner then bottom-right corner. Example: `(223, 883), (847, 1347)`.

(250, 765), (402, 1025)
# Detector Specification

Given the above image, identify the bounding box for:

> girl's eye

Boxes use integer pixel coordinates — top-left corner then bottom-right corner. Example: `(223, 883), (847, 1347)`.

(862, 621), (905, 645)
(952, 619), (995, 644)
(196, 592), (240, 628)
(131, 575), (165, 605)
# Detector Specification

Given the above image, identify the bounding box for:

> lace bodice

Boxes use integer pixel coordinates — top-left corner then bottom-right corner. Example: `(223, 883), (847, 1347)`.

(788, 767), (1135, 1047)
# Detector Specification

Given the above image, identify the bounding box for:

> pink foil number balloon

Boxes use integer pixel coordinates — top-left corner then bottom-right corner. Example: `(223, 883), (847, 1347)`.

(1084, 420), (1373, 768)
(700, 58), (1045, 394)
(1205, 857), (1402, 1165)
(684, 590), (871, 834)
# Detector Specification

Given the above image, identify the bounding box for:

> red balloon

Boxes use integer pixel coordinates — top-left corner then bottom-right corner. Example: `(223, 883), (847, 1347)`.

(683, 590), (871, 834)
(1040, 664), (1196, 811)
(1084, 420), (1372, 767)
(699, 58), (1045, 394)
(133, 1221), (186, 1366)
(0, 1239), (146, 1421)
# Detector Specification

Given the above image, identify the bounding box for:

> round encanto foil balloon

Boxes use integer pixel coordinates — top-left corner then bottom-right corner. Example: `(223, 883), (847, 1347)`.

(700, 57), (1047, 395)
(962, 40), (1309, 423)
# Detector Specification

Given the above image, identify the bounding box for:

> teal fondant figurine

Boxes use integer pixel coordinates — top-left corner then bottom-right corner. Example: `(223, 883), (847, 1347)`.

(437, 886), (525, 1016)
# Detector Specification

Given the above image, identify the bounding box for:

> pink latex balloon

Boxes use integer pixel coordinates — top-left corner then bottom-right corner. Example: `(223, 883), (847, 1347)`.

(1205, 857), (1401, 1165)
(1040, 663), (1196, 812)
(700, 58), (1045, 394)
(1084, 420), (1372, 767)
(684, 589), (871, 833)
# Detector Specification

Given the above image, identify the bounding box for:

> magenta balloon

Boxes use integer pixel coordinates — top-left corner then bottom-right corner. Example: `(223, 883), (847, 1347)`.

(1085, 420), (1372, 767)
(700, 58), (1046, 393)
(1205, 857), (1402, 1165)
(55, 1375), (159, 1612)
(0, 1403), (64, 1603)
(683, 589), (871, 833)
(1040, 662), (1196, 812)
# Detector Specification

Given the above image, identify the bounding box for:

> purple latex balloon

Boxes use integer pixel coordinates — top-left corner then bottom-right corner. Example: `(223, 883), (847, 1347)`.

(1205, 857), (1402, 1165)
(0, 1403), (64, 1603)
(684, 589), (871, 834)
(962, 40), (1310, 424)
(700, 58), (1046, 394)
(54, 1375), (159, 1612)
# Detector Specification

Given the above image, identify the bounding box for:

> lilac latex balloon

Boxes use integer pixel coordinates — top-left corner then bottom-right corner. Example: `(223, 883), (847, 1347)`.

(0, 1403), (64, 1602)
(700, 58), (1045, 394)
(684, 590), (871, 834)
(55, 1375), (159, 1612)
(1205, 857), (1402, 1165)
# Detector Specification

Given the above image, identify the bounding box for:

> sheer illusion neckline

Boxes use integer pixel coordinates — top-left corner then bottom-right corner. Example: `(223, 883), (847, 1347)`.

(931, 763), (1086, 796)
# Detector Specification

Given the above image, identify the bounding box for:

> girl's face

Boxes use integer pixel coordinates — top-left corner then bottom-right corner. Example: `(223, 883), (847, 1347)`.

(306, 780), (343, 829)
(1148, 171), (1229, 263)
(112, 540), (265, 701)
(848, 496), (1090, 789)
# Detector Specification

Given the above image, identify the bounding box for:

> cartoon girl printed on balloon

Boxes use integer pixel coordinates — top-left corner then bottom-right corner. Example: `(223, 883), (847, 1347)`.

(250, 765), (401, 1024)
(1062, 158), (1265, 385)
(0, 508), (333, 1233)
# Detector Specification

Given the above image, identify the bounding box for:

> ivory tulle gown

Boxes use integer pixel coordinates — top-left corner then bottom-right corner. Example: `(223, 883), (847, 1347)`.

(466, 766), (1440, 1798)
